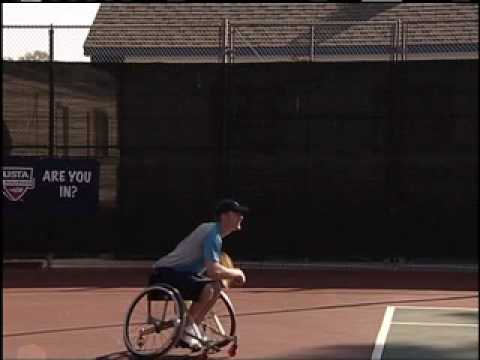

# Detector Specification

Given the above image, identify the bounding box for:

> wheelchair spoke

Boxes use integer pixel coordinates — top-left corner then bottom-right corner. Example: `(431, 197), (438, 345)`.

(199, 291), (236, 350)
(206, 313), (226, 336)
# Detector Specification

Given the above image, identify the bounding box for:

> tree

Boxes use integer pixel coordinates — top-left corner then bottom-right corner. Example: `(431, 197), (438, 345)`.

(17, 50), (50, 61)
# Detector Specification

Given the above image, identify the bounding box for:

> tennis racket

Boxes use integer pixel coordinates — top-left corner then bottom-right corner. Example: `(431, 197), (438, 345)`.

(219, 251), (234, 288)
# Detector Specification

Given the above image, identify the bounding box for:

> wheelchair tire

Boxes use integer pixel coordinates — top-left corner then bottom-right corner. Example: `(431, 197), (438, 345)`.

(123, 284), (186, 358)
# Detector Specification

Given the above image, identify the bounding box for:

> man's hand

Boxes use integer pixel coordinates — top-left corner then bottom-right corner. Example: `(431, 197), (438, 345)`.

(232, 268), (246, 286)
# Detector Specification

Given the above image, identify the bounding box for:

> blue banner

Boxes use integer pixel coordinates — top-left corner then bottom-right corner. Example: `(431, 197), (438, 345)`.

(2, 157), (100, 217)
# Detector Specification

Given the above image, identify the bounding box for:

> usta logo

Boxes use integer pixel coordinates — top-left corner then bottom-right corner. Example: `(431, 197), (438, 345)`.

(2, 167), (36, 202)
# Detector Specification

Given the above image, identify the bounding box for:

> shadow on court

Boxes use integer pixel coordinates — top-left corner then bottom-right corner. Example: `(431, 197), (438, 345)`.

(95, 342), (478, 360)
(95, 350), (229, 360)
(246, 343), (477, 360)
(450, 311), (479, 321)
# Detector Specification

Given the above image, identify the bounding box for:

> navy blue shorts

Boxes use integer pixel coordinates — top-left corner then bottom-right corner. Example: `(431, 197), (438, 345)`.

(149, 267), (216, 302)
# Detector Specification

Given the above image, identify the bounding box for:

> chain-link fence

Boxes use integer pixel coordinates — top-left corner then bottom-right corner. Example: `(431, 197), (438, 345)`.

(2, 20), (478, 63)
(2, 20), (478, 211)
(2, 25), (91, 62)
(403, 20), (479, 61)
(3, 60), (478, 259)
(230, 22), (400, 63)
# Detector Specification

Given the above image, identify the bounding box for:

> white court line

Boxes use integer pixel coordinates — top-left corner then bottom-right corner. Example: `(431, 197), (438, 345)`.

(394, 306), (478, 311)
(392, 321), (478, 327)
(371, 306), (395, 360)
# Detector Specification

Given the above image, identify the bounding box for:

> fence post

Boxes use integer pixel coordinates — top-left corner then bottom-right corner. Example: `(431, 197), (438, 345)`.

(396, 19), (402, 62)
(49, 24), (55, 157)
(310, 25), (315, 62)
(390, 22), (396, 62)
(229, 25), (234, 64)
(223, 19), (230, 64)
(223, 47), (232, 195)
(47, 24), (55, 264)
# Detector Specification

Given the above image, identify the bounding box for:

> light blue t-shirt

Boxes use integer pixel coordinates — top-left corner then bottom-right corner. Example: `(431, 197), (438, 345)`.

(153, 222), (222, 274)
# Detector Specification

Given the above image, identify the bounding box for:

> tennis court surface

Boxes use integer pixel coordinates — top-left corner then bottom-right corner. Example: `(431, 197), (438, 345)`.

(3, 261), (478, 360)
(373, 306), (478, 360)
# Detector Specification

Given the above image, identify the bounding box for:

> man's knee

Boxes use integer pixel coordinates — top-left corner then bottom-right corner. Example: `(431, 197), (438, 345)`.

(201, 282), (221, 301)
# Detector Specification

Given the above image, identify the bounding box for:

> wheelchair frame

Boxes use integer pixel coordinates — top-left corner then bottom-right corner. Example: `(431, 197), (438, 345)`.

(123, 283), (238, 359)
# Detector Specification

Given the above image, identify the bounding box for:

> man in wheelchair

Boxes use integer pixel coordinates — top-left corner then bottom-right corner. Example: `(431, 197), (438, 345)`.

(149, 199), (248, 350)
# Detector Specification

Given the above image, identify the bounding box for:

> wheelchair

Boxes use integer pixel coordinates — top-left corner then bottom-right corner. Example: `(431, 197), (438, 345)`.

(123, 282), (238, 359)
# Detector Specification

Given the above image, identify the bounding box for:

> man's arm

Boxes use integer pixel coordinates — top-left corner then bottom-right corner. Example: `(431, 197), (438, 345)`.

(203, 226), (246, 284)
(205, 260), (246, 284)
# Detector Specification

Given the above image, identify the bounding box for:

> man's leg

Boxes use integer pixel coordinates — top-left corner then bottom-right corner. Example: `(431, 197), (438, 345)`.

(188, 282), (221, 325)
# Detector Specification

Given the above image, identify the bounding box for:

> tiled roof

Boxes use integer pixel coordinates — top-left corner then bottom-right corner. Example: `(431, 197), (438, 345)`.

(84, 3), (478, 60)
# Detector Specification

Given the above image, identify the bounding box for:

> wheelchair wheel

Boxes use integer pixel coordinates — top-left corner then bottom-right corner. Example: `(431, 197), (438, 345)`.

(200, 290), (236, 349)
(123, 284), (186, 358)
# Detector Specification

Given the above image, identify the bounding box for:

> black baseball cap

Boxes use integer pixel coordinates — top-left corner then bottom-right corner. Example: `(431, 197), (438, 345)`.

(215, 199), (249, 217)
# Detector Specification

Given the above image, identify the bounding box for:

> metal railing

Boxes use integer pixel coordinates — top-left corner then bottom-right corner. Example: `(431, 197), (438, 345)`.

(2, 20), (478, 63)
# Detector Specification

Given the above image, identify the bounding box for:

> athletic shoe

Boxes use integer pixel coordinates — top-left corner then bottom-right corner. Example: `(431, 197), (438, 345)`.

(180, 322), (202, 350)
(197, 323), (209, 342)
